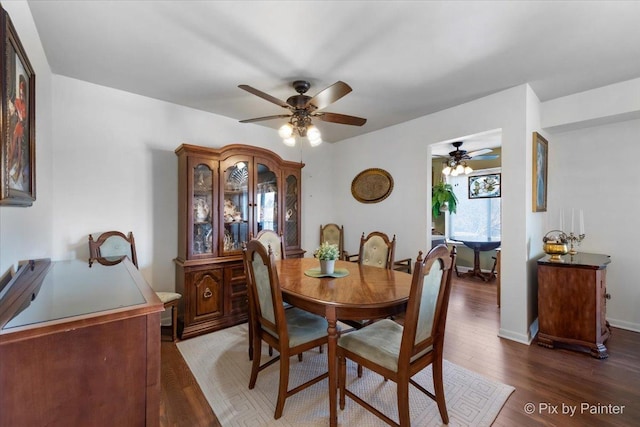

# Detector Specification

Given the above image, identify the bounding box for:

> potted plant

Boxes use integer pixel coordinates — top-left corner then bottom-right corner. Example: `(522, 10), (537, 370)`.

(432, 181), (458, 218)
(314, 242), (340, 274)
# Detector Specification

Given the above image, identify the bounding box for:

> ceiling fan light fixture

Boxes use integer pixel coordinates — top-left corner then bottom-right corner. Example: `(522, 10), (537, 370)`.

(278, 123), (294, 139)
(306, 124), (321, 140)
(442, 165), (452, 176)
(238, 80), (366, 148)
(464, 165), (473, 174)
(308, 135), (322, 147)
(283, 136), (296, 147)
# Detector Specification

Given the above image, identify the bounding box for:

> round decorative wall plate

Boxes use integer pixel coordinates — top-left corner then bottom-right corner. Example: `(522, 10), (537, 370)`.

(351, 168), (394, 204)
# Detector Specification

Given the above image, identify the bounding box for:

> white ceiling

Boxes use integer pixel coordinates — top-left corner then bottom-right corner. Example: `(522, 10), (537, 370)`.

(27, 1), (640, 144)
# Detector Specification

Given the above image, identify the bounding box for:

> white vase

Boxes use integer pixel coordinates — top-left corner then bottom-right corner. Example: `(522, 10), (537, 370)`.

(320, 259), (335, 275)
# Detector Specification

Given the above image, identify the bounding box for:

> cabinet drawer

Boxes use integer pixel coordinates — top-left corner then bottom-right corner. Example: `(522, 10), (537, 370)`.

(227, 263), (247, 296)
(225, 263), (247, 315)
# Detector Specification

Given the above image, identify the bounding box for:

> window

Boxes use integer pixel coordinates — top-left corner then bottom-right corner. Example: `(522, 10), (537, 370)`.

(447, 168), (501, 240)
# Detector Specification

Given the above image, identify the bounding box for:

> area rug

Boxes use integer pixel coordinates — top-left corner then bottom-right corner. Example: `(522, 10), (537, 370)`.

(177, 324), (514, 426)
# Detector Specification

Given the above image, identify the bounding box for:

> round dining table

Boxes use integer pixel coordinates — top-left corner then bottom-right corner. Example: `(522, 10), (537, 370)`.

(275, 258), (413, 427)
(451, 237), (500, 281)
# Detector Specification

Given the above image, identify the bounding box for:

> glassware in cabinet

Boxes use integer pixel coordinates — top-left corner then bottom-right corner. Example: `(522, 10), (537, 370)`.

(256, 162), (278, 234)
(284, 172), (299, 249)
(222, 160), (250, 254)
(192, 163), (214, 256)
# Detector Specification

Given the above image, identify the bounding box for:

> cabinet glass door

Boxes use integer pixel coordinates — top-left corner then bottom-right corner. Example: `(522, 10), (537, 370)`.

(192, 163), (214, 256)
(284, 173), (298, 249)
(222, 160), (250, 254)
(256, 163), (278, 234)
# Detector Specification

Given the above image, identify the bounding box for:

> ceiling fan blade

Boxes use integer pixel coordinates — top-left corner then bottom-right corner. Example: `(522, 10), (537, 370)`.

(238, 85), (290, 108)
(316, 112), (367, 126)
(239, 114), (291, 123)
(307, 81), (352, 110)
(467, 148), (492, 157)
(470, 154), (499, 160)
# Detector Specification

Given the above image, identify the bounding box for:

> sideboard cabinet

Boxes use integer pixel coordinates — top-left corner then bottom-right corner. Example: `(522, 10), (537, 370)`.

(537, 252), (611, 358)
(175, 144), (304, 339)
(0, 259), (163, 426)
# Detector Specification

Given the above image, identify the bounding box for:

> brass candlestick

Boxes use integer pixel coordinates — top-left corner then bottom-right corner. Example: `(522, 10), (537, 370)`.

(566, 232), (585, 255)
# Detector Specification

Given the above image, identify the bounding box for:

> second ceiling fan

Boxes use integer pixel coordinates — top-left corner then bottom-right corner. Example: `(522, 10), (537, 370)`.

(438, 141), (499, 176)
(238, 80), (367, 146)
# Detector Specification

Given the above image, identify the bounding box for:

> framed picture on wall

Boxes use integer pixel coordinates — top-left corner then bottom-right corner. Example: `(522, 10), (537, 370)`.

(0, 5), (36, 207)
(532, 132), (548, 212)
(468, 173), (501, 199)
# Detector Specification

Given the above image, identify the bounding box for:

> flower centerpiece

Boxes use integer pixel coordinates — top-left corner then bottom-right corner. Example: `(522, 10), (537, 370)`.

(314, 241), (340, 274)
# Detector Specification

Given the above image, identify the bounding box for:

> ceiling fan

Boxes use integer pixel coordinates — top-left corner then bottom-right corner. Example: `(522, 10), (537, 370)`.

(437, 141), (499, 176)
(238, 80), (367, 146)
(445, 141), (498, 161)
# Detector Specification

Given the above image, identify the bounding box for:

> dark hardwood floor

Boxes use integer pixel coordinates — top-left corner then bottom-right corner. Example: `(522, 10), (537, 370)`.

(160, 275), (640, 426)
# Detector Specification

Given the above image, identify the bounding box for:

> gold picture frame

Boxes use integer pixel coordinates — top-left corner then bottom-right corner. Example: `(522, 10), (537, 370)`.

(532, 132), (548, 212)
(0, 5), (36, 206)
(351, 168), (394, 204)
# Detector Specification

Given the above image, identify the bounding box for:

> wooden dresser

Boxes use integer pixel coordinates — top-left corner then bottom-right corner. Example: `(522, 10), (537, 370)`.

(537, 252), (611, 358)
(0, 258), (163, 426)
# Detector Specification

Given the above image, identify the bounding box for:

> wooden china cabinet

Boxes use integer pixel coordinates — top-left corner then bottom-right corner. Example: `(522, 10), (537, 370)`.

(174, 144), (304, 339)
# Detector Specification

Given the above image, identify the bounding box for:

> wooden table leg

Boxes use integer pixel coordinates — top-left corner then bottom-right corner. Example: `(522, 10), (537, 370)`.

(325, 306), (338, 427)
(459, 248), (492, 281)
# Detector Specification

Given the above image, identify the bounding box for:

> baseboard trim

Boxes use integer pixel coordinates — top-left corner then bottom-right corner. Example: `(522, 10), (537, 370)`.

(608, 318), (640, 333)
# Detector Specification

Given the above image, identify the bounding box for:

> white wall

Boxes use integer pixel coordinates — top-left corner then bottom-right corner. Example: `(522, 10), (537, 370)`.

(50, 75), (334, 292)
(334, 85), (538, 343)
(0, 1), (53, 277)
(541, 78), (640, 332)
(547, 118), (640, 332)
(3, 0), (638, 339)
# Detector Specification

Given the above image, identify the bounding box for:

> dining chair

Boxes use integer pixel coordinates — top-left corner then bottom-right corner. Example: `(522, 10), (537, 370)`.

(338, 244), (456, 426)
(242, 239), (329, 420)
(248, 230), (288, 359)
(251, 229), (286, 260)
(88, 231), (182, 342)
(348, 231), (396, 269)
(342, 231), (399, 332)
(319, 223), (347, 260)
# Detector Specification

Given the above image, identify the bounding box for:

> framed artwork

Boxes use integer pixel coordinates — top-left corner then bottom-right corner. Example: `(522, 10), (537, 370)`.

(468, 173), (501, 199)
(351, 168), (394, 204)
(0, 5), (36, 206)
(532, 132), (548, 212)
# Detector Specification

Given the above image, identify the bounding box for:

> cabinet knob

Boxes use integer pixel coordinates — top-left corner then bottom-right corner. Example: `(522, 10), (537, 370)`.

(203, 287), (213, 299)
(605, 293), (611, 300)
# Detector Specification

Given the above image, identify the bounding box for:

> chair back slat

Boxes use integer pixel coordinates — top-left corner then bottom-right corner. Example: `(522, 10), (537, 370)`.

(320, 224), (344, 256)
(251, 255), (276, 325)
(243, 239), (287, 341)
(252, 230), (286, 260)
(414, 262), (444, 344)
(400, 244), (455, 363)
(88, 231), (138, 268)
(358, 231), (396, 269)
(100, 235), (134, 259)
